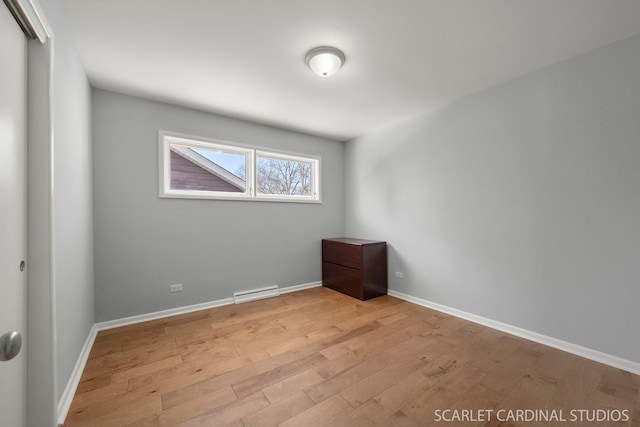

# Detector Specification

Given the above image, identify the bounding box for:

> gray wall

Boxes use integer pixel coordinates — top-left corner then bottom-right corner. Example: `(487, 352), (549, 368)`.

(92, 89), (344, 322)
(28, 0), (94, 421)
(345, 33), (640, 363)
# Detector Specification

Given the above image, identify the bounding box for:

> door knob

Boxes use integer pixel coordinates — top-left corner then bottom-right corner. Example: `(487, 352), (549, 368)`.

(0, 331), (22, 362)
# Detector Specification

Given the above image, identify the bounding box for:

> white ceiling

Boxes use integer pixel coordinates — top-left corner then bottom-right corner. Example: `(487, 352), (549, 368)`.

(60, 0), (640, 141)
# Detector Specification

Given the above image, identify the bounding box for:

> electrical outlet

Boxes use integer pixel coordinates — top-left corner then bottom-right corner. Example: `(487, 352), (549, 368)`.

(394, 271), (404, 279)
(170, 283), (183, 293)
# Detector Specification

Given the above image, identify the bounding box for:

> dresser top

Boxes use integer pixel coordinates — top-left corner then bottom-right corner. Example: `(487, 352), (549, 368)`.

(323, 237), (386, 246)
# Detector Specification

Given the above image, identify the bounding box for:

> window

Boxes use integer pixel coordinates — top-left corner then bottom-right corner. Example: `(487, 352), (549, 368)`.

(159, 131), (320, 203)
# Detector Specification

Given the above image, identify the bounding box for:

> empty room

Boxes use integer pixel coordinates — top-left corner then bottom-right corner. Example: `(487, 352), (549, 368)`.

(1, 0), (640, 426)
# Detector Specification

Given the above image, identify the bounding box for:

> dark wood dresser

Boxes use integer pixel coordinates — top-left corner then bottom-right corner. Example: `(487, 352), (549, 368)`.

(322, 238), (387, 300)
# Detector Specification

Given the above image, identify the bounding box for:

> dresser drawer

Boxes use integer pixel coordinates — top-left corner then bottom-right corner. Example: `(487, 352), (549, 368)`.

(322, 262), (363, 300)
(322, 240), (362, 269)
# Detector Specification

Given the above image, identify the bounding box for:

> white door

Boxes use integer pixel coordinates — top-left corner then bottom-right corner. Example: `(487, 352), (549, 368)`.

(0, 2), (28, 426)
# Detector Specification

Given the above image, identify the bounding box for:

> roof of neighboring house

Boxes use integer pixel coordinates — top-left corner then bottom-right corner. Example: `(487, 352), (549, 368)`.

(170, 145), (246, 192)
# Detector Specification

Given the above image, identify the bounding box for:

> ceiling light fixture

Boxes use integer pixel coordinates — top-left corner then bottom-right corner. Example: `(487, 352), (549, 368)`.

(305, 46), (345, 77)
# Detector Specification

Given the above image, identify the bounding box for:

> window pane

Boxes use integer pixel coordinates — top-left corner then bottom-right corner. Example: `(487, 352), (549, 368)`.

(257, 155), (312, 196)
(170, 144), (246, 192)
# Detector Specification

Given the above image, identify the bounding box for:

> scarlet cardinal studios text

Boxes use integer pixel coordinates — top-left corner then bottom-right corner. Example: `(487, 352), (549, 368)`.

(433, 408), (630, 423)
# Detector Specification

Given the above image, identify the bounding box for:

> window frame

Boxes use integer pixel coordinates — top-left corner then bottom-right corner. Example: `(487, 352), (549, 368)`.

(159, 130), (321, 203)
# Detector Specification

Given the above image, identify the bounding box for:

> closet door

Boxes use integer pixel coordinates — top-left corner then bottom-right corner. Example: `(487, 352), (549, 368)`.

(0, 2), (28, 425)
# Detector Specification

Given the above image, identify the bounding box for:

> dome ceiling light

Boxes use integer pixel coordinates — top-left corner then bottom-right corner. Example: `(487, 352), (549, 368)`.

(305, 46), (345, 77)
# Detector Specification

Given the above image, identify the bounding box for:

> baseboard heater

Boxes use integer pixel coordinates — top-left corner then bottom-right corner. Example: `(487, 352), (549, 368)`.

(233, 285), (280, 304)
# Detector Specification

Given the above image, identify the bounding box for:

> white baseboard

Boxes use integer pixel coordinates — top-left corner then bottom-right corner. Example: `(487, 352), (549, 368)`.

(56, 280), (323, 424)
(279, 281), (322, 294)
(387, 289), (640, 376)
(93, 281), (322, 332)
(57, 324), (98, 426)
(95, 297), (236, 332)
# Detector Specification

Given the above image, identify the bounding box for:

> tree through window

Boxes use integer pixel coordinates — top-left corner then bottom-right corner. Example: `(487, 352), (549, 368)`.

(257, 155), (312, 196)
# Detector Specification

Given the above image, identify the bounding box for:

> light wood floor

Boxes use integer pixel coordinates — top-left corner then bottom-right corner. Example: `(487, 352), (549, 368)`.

(63, 287), (639, 426)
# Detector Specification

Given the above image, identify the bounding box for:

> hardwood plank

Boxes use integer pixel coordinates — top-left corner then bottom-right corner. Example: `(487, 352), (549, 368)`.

(314, 351), (361, 380)
(474, 334), (533, 367)
(87, 340), (122, 359)
(128, 386), (238, 427)
(160, 357), (276, 410)
(445, 383), (503, 427)
(177, 391), (271, 426)
(161, 339), (325, 410)
(113, 355), (183, 384)
(550, 362), (606, 407)
(67, 357), (183, 419)
(305, 352), (398, 403)
(279, 394), (353, 427)
(74, 372), (111, 394)
(401, 362), (487, 422)
(64, 394), (162, 427)
(345, 352), (466, 422)
(232, 352), (327, 398)
(126, 354), (234, 393)
(339, 358), (427, 407)
(383, 330), (446, 360)
(333, 299), (414, 331)
(492, 376), (555, 417)
(263, 325), (344, 356)
(261, 368), (325, 404)
(596, 368), (640, 402)
(81, 338), (180, 379)
(480, 346), (544, 395)
(241, 391), (315, 427)
(384, 410), (425, 427)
